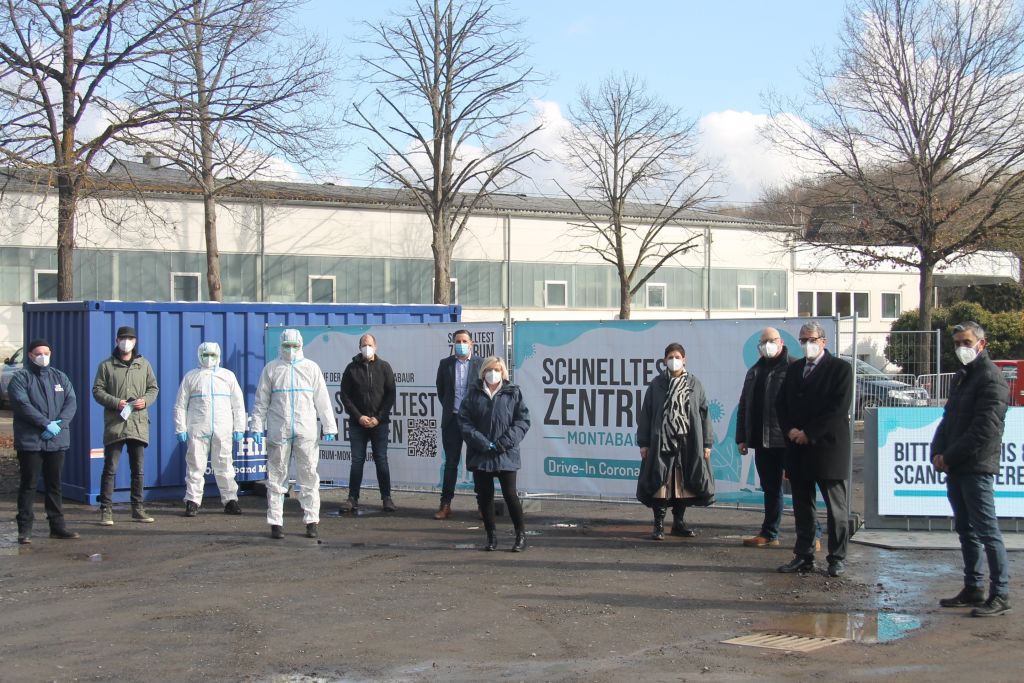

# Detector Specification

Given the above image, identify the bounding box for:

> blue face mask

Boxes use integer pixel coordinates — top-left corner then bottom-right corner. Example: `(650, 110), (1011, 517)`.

(455, 342), (470, 356)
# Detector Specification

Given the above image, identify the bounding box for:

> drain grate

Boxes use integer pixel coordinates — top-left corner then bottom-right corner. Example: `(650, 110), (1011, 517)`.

(722, 632), (849, 652)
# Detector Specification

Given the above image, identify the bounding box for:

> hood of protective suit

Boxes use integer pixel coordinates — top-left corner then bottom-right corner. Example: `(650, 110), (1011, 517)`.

(198, 341), (221, 369)
(279, 329), (304, 363)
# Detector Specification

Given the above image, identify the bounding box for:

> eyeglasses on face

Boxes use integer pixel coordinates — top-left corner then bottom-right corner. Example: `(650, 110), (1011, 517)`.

(798, 336), (823, 344)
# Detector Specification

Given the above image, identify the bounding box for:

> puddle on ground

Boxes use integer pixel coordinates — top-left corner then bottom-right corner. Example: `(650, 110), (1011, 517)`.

(760, 612), (921, 643)
(550, 522), (578, 528)
(454, 543), (477, 549)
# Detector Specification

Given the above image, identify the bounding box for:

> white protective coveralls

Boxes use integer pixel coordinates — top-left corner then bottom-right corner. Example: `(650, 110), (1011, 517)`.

(251, 329), (338, 526)
(173, 342), (246, 505)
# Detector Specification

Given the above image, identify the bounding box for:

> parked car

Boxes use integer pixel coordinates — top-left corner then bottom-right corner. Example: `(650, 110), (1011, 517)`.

(838, 355), (929, 418)
(993, 360), (1024, 406)
(0, 347), (23, 408)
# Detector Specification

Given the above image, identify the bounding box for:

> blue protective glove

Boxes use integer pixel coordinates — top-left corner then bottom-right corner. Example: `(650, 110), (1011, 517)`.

(252, 432), (264, 447)
(488, 441), (497, 451)
(233, 431), (244, 442)
(44, 420), (61, 438)
(176, 431), (188, 443)
(323, 433), (337, 442)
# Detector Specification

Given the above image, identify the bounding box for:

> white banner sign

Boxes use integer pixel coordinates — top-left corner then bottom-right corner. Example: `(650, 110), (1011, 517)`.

(876, 407), (1024, 516)
(266, 323), (505, 492)
(512, 319), (834, 503)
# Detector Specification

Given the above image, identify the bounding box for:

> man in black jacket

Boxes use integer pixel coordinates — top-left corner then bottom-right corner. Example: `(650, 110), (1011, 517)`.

(433, 329), (483, 519)
(339, 334), (397, 513)
(932, 321), (1011, 617)
(736, 327), (792, 547)
(9, 339), (79, 544)
(775, 322), (853, 577)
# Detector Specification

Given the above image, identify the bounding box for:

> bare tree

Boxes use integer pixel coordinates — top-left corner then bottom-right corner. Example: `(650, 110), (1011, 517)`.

(349, 0), (541, 305)
(0, 0), (187, 300)
(120, 0), (337, 301)
(558, 72), (716, 320)
(765, 0), (1024, 366)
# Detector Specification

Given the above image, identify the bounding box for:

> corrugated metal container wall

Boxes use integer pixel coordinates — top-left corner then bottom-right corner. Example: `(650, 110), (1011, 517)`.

(22, 301), (460, 503)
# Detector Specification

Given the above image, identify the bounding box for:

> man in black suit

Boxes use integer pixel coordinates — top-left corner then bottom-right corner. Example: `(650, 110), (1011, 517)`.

(433, 329), (484, 519)
(775, 321), (853, 577)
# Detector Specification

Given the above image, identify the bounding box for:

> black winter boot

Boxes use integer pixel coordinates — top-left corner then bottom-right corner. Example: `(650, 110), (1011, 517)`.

(484, 528), (498, 551)
(652, 506), (667, 540)
(512, 530), (527, 552)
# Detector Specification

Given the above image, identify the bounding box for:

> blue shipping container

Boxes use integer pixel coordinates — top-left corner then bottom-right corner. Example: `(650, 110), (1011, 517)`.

(22, 301), (460, 504)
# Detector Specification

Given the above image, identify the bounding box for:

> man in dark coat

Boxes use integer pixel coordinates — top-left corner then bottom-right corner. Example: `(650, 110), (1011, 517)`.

(736, 326), (792, 547)
(775, 322), (852, 577)
(339, 333), (397, 513)
(9, 339), (79, 544)
(433, 329), (484, 519)
(932, 321), (1011, 617)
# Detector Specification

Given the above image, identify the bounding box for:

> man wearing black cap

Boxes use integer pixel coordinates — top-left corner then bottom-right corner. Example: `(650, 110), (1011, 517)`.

(8, 339), (79, 544)
(92, 326), (160, 525)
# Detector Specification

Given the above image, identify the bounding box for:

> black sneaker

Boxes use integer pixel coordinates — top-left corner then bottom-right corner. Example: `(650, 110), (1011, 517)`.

(939, 586), (986, 608)
(827, 560), (846, 577)
(670, 522), (697, 538)
(184, 501), (199, 517)
(305, 522), (319, 539)
(224, 500), (242, 515)
(381, 496), (397, 513)
(270, 525), (284, 539)
(777, 556), (815, 573)
(971, 595), (1011, 617)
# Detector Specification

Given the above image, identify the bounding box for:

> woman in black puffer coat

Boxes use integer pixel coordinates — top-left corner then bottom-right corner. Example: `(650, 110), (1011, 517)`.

(458, 356), (531, 552)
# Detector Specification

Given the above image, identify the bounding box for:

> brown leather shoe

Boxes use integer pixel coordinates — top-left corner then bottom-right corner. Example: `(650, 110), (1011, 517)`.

(434, 503), (452, 520)
(815, 538), (822, 552)
(742, 534), (780, 547)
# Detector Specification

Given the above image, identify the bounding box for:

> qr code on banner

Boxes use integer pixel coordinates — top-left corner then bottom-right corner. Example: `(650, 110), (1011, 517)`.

(407, 418), (438, 457)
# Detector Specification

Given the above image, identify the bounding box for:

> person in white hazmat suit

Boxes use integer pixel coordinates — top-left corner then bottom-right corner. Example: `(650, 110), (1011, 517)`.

(173, 342), (246, 517)
(251, 329), (338, 540)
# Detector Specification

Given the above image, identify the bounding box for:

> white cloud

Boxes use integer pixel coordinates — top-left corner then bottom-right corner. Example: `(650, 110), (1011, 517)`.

(697, 109), (811, 205)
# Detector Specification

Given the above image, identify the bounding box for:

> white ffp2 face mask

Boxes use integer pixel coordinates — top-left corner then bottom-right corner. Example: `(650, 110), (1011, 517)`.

(666, 357), (684, 373)
(32, 353), (50, 368)
(484, 369), (502, 385)
(117, 339), (135, 353)
(801, 341), (822, 360)
(956, 345), (979, 365)
(759, 342), (779, 359)
(361, 345), (375, 360)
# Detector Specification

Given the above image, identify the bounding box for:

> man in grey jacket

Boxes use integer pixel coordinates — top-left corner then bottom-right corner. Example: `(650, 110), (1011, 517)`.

(932, 321), (1011, 617)
(736, 327), (792, 547)
(92, 326), (159, 525)
(9, 339), (78, 544)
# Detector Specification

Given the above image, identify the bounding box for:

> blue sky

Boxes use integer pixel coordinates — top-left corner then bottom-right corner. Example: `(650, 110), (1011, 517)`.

(298, 1), (850, 204)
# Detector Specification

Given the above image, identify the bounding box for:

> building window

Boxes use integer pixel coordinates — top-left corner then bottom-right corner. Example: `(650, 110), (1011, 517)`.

(171, 272), (201, 302)
(646, 283), (666, 308)
(882, 292), (901, 320)
(544, 280), (568, 308)
(798, 290), (869, 319)
(34, 269), (58, 301)
(432, 277), (458, 304)
(309, 275), (336, 304)
(738, 285), (756, 310)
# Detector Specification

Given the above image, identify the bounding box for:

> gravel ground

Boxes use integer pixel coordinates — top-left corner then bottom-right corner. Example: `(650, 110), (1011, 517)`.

(1, 487), (1021, 683)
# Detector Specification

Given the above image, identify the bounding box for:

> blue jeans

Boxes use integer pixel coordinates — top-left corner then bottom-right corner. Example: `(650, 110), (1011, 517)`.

(754, 447), (785, 539)
(348, 420), (391, 500)
(947, 472), (1009, 597)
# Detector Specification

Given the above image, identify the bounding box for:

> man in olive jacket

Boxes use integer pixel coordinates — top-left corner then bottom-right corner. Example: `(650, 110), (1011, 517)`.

(775, 322), (852, 577)
(92, 326), (159, 525)
(932, 321), (1011, 617)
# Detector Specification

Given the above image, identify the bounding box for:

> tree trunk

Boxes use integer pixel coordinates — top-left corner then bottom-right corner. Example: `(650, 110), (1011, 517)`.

(56, 174), (76, 301)
(918, 260), (935, 372)
(432, 211), (452, 304)
(203, 189), (222, 301)
(618, 276), (631, 319)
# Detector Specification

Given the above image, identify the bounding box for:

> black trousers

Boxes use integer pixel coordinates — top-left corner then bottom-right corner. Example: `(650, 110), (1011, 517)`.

(17, 449), (66, 533)
(439, 419), (464, 504)
(99, 439), (146, 507)
(473, 470), (525, 532)
(790, 476), (849, 563)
